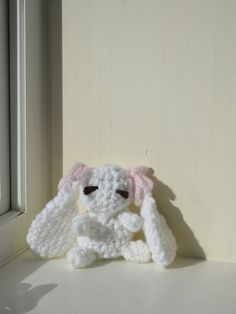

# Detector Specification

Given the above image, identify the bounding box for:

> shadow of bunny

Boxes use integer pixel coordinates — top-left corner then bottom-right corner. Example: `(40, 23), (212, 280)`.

(1, 282), (57, 314)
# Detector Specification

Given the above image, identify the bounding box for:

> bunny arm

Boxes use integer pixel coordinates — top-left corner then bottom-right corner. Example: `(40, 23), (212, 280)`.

(118, 211), (142, 232)
(73, 210), (142, 238)
(141, 194), (177, 267)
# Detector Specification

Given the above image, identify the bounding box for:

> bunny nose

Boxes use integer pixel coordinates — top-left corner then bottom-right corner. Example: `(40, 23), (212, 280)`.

(106, 190), (113, 200)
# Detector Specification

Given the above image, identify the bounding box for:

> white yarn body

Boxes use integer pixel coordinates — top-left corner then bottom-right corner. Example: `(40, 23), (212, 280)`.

(74, 212), (133, 258)
(67, 209), (151, 267)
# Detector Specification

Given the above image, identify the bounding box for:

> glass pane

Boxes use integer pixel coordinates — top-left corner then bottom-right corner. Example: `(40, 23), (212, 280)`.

(0, 0), (10, 215)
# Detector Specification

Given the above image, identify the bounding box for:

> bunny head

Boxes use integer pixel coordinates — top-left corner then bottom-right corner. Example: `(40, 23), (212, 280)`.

(78, 164), (133, 215)
(59, 162), (153, 217)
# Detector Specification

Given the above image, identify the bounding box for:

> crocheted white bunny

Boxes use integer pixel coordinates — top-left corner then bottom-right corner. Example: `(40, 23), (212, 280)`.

(27, 162), (176, 268)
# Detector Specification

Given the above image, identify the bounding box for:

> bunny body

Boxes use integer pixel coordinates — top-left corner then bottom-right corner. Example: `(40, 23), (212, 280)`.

(74, 211), (138, 258)
(67, 210), (151, 267)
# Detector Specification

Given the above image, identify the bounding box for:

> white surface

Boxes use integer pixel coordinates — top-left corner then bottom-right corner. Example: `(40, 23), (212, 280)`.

(62, 0), (236, 262)
(0, 250), (236, 314)
(0, 0), (10, 215)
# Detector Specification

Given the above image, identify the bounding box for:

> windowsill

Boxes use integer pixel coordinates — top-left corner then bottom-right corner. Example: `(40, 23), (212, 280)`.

(0, 210), (21, 227)
(0, 250), (236, 313)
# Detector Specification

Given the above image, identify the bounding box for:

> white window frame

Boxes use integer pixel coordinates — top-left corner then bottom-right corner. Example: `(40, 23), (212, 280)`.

(0, 0), (51, 266)
(10, 0), (26, 214)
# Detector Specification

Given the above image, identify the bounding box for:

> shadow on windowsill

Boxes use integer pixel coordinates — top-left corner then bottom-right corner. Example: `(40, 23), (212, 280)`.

(0, 252), (57, 314)
(1, 282), (57, 314)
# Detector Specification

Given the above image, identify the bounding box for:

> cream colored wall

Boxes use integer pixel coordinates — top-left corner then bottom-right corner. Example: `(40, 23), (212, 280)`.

(62, 0), (236, 262)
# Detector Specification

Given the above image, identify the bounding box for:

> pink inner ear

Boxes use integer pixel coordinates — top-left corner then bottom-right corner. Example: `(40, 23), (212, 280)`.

(129, 166), (153, 206)
(58, 162), (89, 190)
(71, 162), (89, 181)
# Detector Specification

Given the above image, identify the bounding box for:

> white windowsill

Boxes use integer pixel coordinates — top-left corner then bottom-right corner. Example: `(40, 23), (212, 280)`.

(0, 250), (236, 314)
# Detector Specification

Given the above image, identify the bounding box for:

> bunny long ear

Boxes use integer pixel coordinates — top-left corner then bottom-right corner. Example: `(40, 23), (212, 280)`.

(129, 166), (153, 206)
(129, 166), (176, 267)
(26, 162), (89, 258)
(141, 194), (177, 267)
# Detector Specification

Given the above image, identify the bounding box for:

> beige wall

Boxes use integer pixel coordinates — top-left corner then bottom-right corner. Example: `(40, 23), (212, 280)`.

(62, 0), (236, 262)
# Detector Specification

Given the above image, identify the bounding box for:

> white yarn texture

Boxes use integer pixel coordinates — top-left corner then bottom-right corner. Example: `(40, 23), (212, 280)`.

(26, 186), (79, 258)
(26, 163), (176, 268)
(141, 194), (176, 266)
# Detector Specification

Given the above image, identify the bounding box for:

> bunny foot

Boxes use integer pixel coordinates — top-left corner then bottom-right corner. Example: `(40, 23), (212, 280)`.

(121, 240), (151, 263)
(67, 246), (96, 268)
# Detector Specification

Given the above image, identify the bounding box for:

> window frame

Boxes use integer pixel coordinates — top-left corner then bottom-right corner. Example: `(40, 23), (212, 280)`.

(0, 0), (10, 216)
(10, 0), (26, 214)
(0, 0), (51, 266)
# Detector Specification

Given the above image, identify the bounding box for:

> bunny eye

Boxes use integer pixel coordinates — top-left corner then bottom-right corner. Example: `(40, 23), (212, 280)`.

(83, 186), (99, 195)
(116, 190), (129, 199)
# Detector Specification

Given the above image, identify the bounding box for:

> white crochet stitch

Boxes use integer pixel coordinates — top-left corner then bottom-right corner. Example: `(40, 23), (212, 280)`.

(27, 162), (177, 268)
